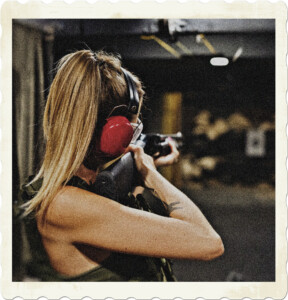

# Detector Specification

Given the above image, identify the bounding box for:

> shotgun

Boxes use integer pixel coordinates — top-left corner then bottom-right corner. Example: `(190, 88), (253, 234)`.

(93, 132), (183, 202)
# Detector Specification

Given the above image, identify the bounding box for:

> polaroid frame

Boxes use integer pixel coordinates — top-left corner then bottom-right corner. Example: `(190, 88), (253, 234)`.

(1, 1), (287, 299)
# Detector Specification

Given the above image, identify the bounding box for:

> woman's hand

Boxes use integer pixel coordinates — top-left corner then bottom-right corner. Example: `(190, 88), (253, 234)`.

(154, 138), (180, 168)
(125, 144), (157, 188)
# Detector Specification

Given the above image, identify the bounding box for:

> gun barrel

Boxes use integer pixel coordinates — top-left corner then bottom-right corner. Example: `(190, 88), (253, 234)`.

(163, 132), (183, 140)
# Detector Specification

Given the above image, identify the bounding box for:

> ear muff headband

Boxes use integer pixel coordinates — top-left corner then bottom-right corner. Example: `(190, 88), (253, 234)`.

(121, 67), (139, 114)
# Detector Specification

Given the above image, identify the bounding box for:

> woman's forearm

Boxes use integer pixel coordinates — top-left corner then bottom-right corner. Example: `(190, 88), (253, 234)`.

(146, 169), (219, 238)
(126, 144), (224, 259)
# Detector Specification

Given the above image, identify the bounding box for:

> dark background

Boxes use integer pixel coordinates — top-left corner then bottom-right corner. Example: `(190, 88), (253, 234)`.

(13, 19), (275, 281)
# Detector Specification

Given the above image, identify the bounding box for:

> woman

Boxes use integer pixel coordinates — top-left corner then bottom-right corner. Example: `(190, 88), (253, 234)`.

(22, 50), (224, 281)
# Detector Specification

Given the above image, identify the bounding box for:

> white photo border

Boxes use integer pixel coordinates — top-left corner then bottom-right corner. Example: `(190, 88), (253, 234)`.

(1, 1), (287, 299)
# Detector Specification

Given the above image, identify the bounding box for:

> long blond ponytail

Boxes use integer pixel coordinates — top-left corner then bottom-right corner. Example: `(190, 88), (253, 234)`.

(23, 50), (144, 220)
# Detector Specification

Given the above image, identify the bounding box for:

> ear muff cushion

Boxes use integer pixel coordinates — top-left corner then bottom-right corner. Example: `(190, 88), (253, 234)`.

(99, 116), (133, 157)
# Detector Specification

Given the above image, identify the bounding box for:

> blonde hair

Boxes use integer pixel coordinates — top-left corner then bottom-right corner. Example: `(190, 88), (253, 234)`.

(23, 50), (144, 219)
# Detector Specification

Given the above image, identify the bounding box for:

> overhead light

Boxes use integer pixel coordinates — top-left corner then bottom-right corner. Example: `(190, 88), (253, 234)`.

(210, 57), (229, 66)
(233, 47), (243, 62)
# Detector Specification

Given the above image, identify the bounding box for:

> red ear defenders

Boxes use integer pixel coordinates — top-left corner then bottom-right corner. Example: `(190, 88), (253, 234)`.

(98, 68), (140, 157)
(99, 116), (133, 157)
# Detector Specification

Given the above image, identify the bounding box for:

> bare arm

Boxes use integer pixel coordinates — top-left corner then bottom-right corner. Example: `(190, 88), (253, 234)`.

(128, 144), (224, 257)
(43, 146), (224, 261)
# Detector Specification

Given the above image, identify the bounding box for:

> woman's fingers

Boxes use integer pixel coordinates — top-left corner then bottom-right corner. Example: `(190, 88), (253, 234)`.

(168, 138), (179, 155)
(126, 138), (179, 170)
(126, 144), (156, 177)
(154, 139), (180, 167)
(125, 144), (144, 156)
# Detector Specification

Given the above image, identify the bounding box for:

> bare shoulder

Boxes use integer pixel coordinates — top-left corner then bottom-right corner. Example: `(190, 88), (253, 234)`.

(46, 185), (121, 228)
